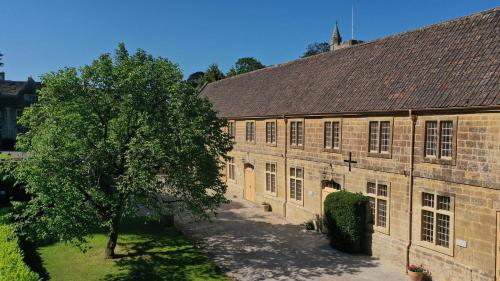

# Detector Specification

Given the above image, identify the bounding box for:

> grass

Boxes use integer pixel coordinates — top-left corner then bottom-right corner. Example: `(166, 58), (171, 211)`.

(37, 218), (229, 281)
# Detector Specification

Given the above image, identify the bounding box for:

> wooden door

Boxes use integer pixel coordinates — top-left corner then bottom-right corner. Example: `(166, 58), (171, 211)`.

(244, 165), (255, 202)
(497, 212), (500, 281)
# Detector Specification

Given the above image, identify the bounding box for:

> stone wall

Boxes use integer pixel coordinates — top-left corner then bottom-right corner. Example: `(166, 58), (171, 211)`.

(225, 112), (500, 281)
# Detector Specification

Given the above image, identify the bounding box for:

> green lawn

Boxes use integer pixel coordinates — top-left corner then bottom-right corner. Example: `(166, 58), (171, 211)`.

(37, 218), (228, 281)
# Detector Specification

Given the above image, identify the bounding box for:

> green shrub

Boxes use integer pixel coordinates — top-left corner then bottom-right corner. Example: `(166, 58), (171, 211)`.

(323, 190), (369, 254)
(0, 208), (40, 281)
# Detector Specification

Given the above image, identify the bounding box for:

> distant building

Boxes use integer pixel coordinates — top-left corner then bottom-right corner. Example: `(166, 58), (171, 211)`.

(203, 8), (500, 281)
(0, 72), (40, 149)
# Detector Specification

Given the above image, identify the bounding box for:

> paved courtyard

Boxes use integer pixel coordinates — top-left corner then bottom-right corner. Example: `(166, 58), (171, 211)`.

(176, 195), (407, 281)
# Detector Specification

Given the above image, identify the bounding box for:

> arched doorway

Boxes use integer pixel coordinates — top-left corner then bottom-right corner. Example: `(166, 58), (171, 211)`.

(244, 164), (256, 202)
(320, 179), (342, 216)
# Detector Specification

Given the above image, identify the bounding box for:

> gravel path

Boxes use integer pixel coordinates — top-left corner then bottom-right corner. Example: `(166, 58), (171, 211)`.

(176, 195), (406, 281)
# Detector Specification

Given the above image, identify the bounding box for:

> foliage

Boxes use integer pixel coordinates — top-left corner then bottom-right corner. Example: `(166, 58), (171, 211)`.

(13, 43), (233, 258)
(226, 57), (265, 77)
(323, 190), (368, 254)
(303, 219), (315, 231)
(187, 71), (205, 87)
(38, 217), (229, 281)
(0, 52), (3, 68)
(197, 64), (225, 88)
(408, 264), (425, 273)
(301, 42), (330, 58)
(0, 208), (40, 281)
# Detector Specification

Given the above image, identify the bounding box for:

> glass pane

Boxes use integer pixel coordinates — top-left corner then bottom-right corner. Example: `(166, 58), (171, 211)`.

(377, 199), (387, 228)
(324, 122), (332, 148)
(290, 167), (295, 177)
(266, 173), (270, 191)
(271, 163), (276, 173)
(438, 195), (451, 211)
(377, 184), (388, 197)
(426, 121), (438, 156)
(369, 122), (379, 152)
(296, 180), (302, 200)
(296, 168), (303, 178)
(297, 122), (303, 145)
(367, 182), (376, 194)
(290, 122), (296, 145)
(271, 174), (276, 193)
(368, 197), (376, 224)
(380, 121), (390, 152)
(440, 121), (453, 158)
(423, 193), (434, 208)
(333, 122), (340, 149)
(437, 214), (450, 247)
(422, 210), (434, 243)
(271, 123), (276, 143)
(290, 179), (295, 199)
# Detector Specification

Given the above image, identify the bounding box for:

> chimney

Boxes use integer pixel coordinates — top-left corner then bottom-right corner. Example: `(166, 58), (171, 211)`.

(0, 72), (4, 81)
(330, 22), (342, 51)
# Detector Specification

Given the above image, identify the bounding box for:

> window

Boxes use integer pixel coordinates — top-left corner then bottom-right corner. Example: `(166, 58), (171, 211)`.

(425, 120), (454, 160)
(290, 121), (303, 147)
(420, 192), (454, 251)
(227, 121), (235, 137)
(289, 167), (303, 201)
(227, 157), (236, 181)
(266, 121), (276, 144)
(324, 121), (341, 150)
(366, 182), (390, 232)
(245, 121), (255, 142)
(265, 163), (277, 193)
(369, 121), (391, 154)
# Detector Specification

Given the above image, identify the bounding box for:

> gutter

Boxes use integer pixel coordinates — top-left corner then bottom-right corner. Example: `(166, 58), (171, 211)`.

(406, 109), (417, 273)
(283, 114), (288, 218)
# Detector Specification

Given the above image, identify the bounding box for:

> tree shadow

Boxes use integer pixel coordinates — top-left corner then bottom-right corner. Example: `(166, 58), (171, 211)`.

(101, 219), (226, 281)
(176, 199), (405, 281)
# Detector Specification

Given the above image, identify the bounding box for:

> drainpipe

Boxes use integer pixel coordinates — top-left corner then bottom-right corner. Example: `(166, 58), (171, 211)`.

(406, 110), (417, 273)
(283, 114), (288, 218)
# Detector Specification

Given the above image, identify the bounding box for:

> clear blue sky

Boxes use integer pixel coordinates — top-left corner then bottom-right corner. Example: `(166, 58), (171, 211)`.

(1, 0), (497, 81)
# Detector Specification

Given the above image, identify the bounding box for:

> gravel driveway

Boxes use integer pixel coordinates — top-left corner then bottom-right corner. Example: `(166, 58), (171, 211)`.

(176, 196), (406, 281)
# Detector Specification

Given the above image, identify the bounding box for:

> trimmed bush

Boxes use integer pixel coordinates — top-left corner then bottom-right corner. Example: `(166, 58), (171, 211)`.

(323, 190), (369, 254)
(0, 208), (40, 281)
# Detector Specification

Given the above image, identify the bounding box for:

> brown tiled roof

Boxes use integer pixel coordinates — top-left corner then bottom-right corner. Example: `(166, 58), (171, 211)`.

(0, 78), (40, 99)
(202, 8), (500, 118)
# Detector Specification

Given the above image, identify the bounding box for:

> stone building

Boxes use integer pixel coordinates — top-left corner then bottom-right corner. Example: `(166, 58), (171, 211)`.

(202, 8), (500, 281)
(0, 73), (39, 149)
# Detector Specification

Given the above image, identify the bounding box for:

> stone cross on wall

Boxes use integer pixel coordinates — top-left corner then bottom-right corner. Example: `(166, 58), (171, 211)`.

(343, 152), (357, 172)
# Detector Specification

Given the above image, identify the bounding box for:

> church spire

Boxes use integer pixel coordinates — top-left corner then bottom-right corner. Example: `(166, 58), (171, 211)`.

(330, 22), (342, 51)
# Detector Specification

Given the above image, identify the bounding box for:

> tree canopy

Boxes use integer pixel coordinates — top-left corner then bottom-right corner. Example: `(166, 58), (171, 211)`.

(0, 52), (3, 68)
(196, 64), (225, 89)
(186, 71), (205, 87)
(12, 43), (233, 258)
(301, 42), (330, 58)
(227, 57), (265, 77)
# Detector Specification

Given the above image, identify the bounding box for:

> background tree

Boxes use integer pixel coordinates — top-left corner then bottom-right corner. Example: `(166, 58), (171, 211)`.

(12, 43), (233, 258)
(187, 71), (204, 87)
(301, 42), (330, 58)
(0, 52), (3, 67)
(227, 57), (265, 77)
(197, 64), (225, 88)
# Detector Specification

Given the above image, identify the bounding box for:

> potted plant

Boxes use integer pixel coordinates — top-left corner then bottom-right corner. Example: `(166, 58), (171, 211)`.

(407, 265), (425, 281)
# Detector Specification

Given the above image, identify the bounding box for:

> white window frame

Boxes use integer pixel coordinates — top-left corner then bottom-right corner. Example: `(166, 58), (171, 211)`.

(245, 121), (255, 143)
(289, 166), (304, 203)
(265, 120), (277, 145)
(366, 180), (390, 235)
(227, 157), (236, 182)
(265, 162), (277, 195)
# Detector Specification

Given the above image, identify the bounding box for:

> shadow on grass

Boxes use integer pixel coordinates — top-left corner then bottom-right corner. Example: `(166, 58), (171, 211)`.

(101, 218), (227, 281)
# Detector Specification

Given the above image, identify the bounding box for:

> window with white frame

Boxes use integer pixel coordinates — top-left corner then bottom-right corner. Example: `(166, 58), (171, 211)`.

(369, 121), (391, 154)
(290, 121), (303, 147)
(265, 163), (276, 193)
(421, 192), (453, 249)
(266, 121), (276, 144)
(324, 121), (340, 150)
(227, 157), (236, 181)
(366, 182), (390, 231)
(289, 167), (303, 201)
(245, 121), (255, 142)
(425, 120), (454, 159)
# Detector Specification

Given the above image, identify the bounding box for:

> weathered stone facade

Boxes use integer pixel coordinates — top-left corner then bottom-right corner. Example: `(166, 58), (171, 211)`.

(224, 112), (500, 281)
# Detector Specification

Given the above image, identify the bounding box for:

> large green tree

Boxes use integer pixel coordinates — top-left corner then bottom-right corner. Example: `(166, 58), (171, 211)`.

(12, 43), (233, 258)
(227, 57), (265, 77)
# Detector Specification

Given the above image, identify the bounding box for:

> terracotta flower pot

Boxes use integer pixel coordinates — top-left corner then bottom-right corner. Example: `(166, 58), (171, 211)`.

(262, 203), (271, 212)
(408, 271), (424, 281)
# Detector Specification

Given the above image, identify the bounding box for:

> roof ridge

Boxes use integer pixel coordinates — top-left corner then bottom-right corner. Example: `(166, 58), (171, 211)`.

(204, 6), (500, 89)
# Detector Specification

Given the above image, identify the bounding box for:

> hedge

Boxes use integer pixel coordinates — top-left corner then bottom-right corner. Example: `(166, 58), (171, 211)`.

(323, 190), (369, 254)
(0, 208), (40, 281)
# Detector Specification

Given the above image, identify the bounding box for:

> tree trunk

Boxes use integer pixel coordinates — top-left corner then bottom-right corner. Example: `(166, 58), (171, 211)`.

(105, 221), (118, 259)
